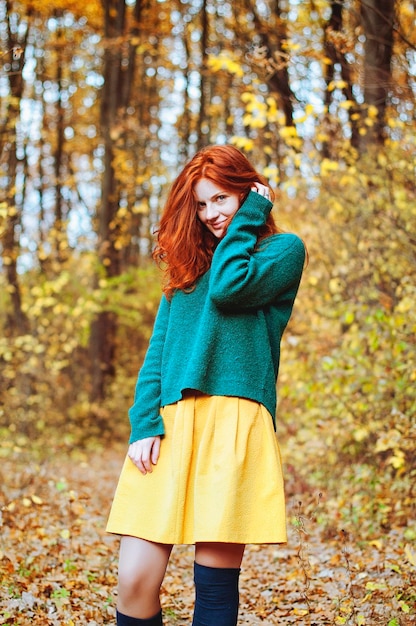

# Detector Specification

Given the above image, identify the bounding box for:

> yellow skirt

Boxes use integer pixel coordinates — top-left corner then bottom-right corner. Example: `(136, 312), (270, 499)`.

(106, 394), (287, 545)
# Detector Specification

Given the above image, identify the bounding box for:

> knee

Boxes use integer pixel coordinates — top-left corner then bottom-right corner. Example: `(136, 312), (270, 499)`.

(118, 563), (158, 602)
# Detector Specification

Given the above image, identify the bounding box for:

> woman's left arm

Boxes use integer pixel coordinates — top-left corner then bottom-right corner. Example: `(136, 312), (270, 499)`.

(209, 190), (305, 309)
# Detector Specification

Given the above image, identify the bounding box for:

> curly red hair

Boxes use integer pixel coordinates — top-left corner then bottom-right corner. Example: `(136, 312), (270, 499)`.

(153, 145), (281, 297)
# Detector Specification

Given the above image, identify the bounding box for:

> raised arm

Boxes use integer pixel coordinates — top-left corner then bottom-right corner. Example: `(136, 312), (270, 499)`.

(209, 191), (305, 309)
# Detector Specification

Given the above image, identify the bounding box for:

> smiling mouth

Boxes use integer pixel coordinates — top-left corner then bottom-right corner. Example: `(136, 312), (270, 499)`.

(211, 222), (225, 229)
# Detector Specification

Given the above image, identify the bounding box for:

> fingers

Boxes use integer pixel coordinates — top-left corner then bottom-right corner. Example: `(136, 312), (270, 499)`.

(128, 437), (161, 475)
(251, 183), (271, 200)
(151, 436), (161, 466)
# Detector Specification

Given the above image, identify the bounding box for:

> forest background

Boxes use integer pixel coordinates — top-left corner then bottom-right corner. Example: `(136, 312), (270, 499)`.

(0, 0), (415, 624)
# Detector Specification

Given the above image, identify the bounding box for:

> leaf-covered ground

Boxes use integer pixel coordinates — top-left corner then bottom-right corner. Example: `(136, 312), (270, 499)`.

(1, 441), (415, 626)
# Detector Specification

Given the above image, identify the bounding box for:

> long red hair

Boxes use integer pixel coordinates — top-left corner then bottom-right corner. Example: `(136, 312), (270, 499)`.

(153, 145), (281, 297)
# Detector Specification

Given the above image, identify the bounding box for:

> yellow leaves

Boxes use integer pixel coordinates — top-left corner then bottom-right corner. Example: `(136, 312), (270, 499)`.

(230, 136), (254, 152)
(329, 277), (343, 294)
(0, 201), (17, 219)
(281, 38), (301, 52)
(279, 124), (302, 150)
(387, 118), (405, 129)
(22, 495), (43, 507)
(263, 164), (280, 185)
(352, 427), (369, 443)
(293, 608), (309, 616)
(320, 158), (339, 175)
(388, 450), (405, 470)
(396, 296), (414, 313)
(404, 544), (416, 567)
(374, 429), (407, 471)
(339, 100), (355, 110)
(377, 152), (388, 167)
(207, 52), (244, 78)
(116, 207), (128, 219)
(367, 105), (379, 119)
(375, 429), (402, 453)
(28, 0), (103, 28)
(365, 581), (388, 592)
(328, 79), (348, 92)
(133, 201), (149, 215)
(343, 311), (355, 325)
(279, 125), (298, 139)
(328, 199), (344, 219)
(241, 93), (267, 129)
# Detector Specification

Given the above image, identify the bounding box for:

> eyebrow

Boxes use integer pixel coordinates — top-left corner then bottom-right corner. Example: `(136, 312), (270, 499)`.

(196, 190), (228, 203)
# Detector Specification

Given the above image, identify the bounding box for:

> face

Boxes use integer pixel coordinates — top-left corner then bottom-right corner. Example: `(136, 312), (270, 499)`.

(194, 178), (241, 239)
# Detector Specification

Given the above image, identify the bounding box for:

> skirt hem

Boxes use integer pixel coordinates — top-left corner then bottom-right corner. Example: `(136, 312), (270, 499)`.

(105, 528), (288, 546)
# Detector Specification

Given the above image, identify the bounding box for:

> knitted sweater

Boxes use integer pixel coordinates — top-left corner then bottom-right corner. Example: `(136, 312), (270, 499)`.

(128, 191), (305, 443)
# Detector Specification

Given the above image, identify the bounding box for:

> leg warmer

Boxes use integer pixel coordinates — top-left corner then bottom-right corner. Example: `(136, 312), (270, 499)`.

(192, 562), (240, 626)
(116, 609), (163, 625)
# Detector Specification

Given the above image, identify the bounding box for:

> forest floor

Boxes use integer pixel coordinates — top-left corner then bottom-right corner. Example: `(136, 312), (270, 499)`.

(0, 439), (415, 626)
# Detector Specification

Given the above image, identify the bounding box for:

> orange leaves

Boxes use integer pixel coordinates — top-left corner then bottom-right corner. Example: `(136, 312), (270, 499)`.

(0, 446), (120, 624)
(1, 444), (415, 624)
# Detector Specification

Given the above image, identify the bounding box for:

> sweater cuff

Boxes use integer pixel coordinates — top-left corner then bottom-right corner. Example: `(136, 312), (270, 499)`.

(233, 191), (273, 227)
(128, 413), (165, 443)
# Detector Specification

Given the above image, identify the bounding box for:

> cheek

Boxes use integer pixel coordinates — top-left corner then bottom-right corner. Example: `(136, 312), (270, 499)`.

(230, 200), (240, 216)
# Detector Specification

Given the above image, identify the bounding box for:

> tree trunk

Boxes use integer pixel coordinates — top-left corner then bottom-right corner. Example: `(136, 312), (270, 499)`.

(53, 20), (68, 263)
(360, 0), (395, 145)
(323, 0), (361, 152)
(244, 0), (295, 127)
(90, 0), (126, 401)
(1, 2), (30, 335)
(90, 0), (149, 401)
(197, 0), (209, 150)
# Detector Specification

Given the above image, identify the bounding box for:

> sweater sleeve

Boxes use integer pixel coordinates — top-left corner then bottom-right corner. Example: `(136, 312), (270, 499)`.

(209, 191), (305, 309)
(128, 295), (170, 443)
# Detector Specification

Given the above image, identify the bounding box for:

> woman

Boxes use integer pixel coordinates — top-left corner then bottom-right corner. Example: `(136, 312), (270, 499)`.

(107, 144), (306, 626)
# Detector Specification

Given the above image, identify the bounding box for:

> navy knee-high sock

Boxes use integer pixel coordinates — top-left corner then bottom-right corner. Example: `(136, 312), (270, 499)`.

(116, 609), (163, 625)
(192, 562), (240, 626)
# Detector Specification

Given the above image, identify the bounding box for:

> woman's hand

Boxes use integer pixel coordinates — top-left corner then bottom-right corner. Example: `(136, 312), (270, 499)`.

(251, 183), (271, 200)
(128, 436), (161, 475)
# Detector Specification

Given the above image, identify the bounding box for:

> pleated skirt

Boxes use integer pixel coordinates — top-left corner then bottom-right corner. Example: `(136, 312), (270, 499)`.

(106, 393), (287, 545)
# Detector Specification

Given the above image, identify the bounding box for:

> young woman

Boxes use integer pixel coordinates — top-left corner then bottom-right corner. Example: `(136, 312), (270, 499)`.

(106, 144), (306, 626)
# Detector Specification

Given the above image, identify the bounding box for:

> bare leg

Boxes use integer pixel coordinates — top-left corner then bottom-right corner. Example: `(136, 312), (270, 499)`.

(117, 536), (173, 619)
(195, 542), (245, 568)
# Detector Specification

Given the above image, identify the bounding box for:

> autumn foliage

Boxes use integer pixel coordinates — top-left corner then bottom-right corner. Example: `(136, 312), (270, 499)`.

(1, 0), (415, 623)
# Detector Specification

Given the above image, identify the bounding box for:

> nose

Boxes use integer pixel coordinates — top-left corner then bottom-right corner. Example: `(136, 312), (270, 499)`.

(205, 202), (219, 221)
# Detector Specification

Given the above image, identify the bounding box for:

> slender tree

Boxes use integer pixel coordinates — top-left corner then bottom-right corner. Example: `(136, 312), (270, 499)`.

(360, 0), (395, 144)
(323, 0), (361, 152)
(89, 0), (127, 401)
(196, 0), (209, 150)
(90, 0), (156, 400)
(1, 1), (30, 334)
(243, 0), (295, 127)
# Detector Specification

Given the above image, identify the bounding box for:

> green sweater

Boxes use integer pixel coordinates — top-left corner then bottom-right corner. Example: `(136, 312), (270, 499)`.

(128, 191), (305, 443)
